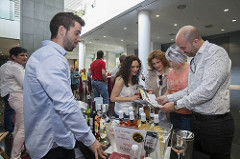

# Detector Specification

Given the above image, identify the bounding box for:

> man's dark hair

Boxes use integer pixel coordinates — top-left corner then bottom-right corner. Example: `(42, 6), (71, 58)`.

(9, 47), (27, 60)
(97, 50), (104, 59)
(119, 54), (127, 63)
(50, 12), (85, 39)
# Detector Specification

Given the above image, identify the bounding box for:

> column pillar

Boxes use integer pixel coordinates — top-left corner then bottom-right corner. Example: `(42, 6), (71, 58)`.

(79, 42), (85, 70)
(138, 10), (150, 74)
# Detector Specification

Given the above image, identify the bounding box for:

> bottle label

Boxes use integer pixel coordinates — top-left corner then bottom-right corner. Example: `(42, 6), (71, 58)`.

(145, 135), (157, 149)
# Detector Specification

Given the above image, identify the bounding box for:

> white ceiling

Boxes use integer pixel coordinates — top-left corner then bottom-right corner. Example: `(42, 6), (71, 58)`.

(81, 0), (240, 53)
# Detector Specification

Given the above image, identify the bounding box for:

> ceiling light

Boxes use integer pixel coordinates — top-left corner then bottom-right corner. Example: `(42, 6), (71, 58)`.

(171, 39), (174, 41)
(89, 41), (92, 43)
(232, 19), (237, 22)
(103, 36), (107, 38)
(157, 37), (160, 39)
(121, 40), (124, 42)
(174, 24), (178, 26)
(155, 14), (160, 18)
(123, 27), (127, 30)
(224, 8), (229, 12)
(221, 29), (225, 32)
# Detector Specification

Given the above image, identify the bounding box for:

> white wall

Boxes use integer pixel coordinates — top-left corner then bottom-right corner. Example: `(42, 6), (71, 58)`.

(0, 19), (20, 39)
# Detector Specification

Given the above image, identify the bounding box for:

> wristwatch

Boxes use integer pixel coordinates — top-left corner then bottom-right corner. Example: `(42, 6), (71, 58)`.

(174, 101), (180, 110)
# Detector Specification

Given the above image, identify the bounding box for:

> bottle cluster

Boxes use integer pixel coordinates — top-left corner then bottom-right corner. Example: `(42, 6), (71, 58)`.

(83, 96), (111, 146)
(118, 107), (163, 132)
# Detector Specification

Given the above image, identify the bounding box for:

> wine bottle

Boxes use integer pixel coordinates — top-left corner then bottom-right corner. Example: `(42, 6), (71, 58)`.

(118, 110), (127, 127)
(127, 111), (138, 129)
(148, 108), (154, 127)
(89, 101), (96, 134)
(100, 104), (110, 146)
(94, 104), (102, 141)
(85, 98), (92, 125)
(144, 131), (158, 157)
(138, 113), (148, 130)
(137, 107), (144, 125)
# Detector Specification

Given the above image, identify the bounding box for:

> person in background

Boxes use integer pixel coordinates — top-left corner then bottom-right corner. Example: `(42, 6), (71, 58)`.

(6, 47), (27, 159)
(145, 50), (170, 97)
(165, 43), (191, 130)
(90, 50), (109, 104)
(23, 12), (107, 159)
(110, 55), (141, 117)
(157, 25), (234, 159)
(81, 68), (88, 94)
(73, 68), (80, 99)
(87, 68), (92, 94)
(111, 54), (127, 83)
(0, 59), (14, 136)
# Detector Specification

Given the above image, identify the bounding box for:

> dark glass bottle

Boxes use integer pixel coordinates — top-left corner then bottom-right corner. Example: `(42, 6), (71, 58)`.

(144, 131), (158, 157)
(89, 101), (96, 134)
(85, 97), (92, 125)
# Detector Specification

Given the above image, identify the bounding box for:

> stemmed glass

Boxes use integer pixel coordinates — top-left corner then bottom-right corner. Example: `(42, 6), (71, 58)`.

(171, 129), (187, 159)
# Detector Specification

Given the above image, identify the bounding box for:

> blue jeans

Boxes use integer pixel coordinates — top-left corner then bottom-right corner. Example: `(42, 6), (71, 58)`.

(170, 111), (192, 130)
(91, 80), (109, 104)
(3, 94), (14, 133)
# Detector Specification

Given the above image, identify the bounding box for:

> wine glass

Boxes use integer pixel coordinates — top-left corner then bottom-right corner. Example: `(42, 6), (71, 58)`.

(171, 130), (187, 159)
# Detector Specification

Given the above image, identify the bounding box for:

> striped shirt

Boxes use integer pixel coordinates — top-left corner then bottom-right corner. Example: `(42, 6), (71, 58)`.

(168, 41), (231, 115)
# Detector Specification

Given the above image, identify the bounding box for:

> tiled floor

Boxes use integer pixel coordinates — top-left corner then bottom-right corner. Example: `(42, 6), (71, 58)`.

(0, 90), (239, 159)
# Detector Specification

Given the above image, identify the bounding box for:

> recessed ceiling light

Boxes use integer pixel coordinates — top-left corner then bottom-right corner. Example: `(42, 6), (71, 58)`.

(121, 40), (124, 42)
(232, 19), (237, 22)
(89, 42), (92, 43)
(171, 39), (174, 41)
(103, 36), (107, 38)
(221, 29), (225, 32)
(224, 8), (229, 12)
(174, 24), (178, 26)
(155, 14), (160, 18)
(123, 27), (127, 30)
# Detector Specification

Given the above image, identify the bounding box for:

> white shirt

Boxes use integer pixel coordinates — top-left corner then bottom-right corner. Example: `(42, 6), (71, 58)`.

(3, 61), (24, 94)
(111, 65), (120, 78)
(114, 84), (138, 115)
(0, 61), (11, 97)
(168, 41), (231, 115)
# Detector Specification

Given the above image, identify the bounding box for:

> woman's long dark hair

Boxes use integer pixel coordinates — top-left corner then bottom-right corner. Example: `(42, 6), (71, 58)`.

(116, 55), (142, 87)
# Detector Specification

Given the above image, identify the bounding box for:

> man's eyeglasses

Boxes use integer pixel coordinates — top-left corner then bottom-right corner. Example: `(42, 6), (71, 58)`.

(190, 58), (196, 73)
(158, 75), (163, 86)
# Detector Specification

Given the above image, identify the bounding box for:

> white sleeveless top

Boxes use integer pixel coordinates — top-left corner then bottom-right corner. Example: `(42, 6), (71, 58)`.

(114, 84), (138, 115)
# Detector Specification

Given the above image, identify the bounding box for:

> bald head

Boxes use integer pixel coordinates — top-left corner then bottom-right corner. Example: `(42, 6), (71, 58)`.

(175, 25), (204, 57)
(176, 25), (201, 43)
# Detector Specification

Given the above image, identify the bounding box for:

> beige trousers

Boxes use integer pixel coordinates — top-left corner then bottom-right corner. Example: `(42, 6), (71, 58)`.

(9, 92), (25, 159)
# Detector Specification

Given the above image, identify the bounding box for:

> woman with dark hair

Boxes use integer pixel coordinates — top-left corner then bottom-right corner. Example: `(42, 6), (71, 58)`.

(110, 55), (141, 117)
(145, 50), (170, 97)
(6, 47), (27, 159)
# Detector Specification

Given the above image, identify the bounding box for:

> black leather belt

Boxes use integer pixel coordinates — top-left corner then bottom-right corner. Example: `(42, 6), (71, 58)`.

(92, 79), (104, 82)
(193, 112), (230, 120)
